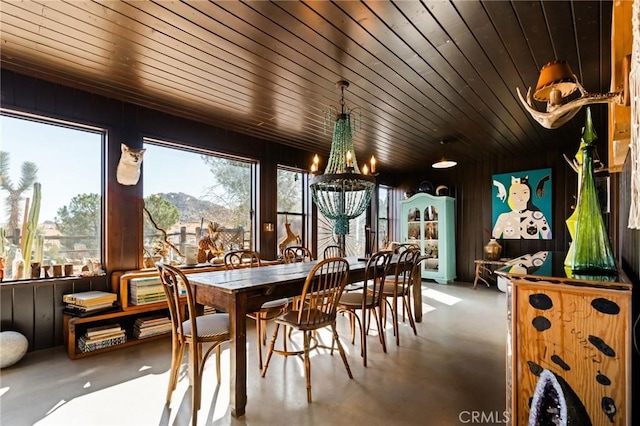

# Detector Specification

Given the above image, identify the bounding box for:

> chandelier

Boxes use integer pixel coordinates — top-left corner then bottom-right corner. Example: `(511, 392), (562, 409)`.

(310, 80), (376, 251)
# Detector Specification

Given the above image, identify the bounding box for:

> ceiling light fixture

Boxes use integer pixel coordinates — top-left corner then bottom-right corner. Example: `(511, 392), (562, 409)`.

(517, 59), (628, 129)
(310, 80), (376, 252)
(432, 140), (457, 169)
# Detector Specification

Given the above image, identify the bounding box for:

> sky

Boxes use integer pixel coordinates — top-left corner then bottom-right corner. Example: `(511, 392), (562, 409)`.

(1, 115), (215, 224)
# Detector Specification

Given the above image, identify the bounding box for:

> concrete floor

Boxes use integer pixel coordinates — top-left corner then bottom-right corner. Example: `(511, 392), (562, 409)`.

(0, 281), (508, 426)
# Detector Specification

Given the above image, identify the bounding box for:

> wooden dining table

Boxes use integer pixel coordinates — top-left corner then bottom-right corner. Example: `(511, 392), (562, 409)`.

(187, 255), (423, 417)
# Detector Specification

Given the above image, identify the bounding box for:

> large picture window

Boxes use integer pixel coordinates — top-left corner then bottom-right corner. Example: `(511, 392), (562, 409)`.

(0, 112), (104, 281)
(276, 167), (309, 256)
(378, 185), (390, 250)
(142, 139), (256, 266)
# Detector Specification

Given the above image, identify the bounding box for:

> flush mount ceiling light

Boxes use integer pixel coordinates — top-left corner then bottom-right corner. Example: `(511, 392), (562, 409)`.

(432, 140), (457, 169)
(516, 59), (628, 129)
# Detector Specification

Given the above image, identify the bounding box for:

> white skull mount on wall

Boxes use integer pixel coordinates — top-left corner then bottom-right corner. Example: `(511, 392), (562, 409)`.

(116, 143), (146, 186)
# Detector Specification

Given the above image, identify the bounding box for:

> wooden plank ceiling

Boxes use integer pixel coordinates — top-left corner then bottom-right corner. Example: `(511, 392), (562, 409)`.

(0, 1), (613, 174)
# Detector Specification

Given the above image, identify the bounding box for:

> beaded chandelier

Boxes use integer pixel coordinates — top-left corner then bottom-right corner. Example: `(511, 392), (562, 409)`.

(310, 80), (376, 251)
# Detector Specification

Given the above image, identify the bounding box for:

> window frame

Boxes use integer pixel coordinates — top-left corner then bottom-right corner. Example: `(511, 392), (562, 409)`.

(0, 108), (106, 281)
(276, 165), (311, 255)
(141, 137), (259, 262)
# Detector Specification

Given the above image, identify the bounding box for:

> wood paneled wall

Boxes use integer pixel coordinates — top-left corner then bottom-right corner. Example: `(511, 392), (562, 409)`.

(0, 276), (109, 351)
(402, 149), (579, 283)
(401, 106), (622, 285)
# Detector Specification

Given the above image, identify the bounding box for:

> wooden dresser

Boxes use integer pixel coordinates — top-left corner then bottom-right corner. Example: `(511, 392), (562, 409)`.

(496, 251), (632, 425)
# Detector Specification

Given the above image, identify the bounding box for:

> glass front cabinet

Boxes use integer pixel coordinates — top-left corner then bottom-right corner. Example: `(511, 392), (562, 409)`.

(400, 193), (456, 284)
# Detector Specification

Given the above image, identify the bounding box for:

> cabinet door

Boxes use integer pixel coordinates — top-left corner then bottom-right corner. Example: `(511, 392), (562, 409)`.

(423, 205), (440, 273)
(405, 207), (421, 245)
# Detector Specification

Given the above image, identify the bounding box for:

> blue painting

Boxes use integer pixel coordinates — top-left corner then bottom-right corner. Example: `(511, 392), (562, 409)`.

(492, 168), (552, 240)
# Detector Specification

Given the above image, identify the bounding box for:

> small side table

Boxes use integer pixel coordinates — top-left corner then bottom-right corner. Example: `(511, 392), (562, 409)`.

(473, 259), (509, 289)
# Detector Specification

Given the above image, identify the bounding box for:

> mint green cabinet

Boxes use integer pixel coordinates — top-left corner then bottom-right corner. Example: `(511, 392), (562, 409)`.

(400, 193), (456, 284)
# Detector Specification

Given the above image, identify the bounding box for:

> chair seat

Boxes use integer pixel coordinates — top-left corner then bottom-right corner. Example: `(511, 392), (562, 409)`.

(276, 309), (334, 330)
(182, 313), (230, 339)
(261, 298), (289, 310)
(339, 291), (376, 309)
(344, 281), (364, 292)
(378, 282), (410, 296)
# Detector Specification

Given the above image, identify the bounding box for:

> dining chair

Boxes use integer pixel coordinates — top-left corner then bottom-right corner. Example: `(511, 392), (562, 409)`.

(323, 244), (346, 259)
(282, 245), (313, 263)
(261, 257), (352, 403)
(337, 250), (393, 366)
(156, 262), (230, 426)
(394, 242), (420, 253)
(376, 247), (421, 346)
(223, 249), (289, 370)
(223, 249), (262, 268)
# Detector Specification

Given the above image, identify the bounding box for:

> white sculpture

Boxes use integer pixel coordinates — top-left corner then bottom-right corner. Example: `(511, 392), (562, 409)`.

(0, 331), (28, 368)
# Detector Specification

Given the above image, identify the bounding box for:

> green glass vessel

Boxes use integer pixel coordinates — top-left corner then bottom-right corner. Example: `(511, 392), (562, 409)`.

(569, 108), (616, 274)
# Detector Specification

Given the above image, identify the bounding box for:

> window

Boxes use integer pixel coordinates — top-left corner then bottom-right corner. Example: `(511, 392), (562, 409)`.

(317, 213), (366, 257)
(276, 167), (309, 256)
(0, 112), (104, 281)
(378, 185), (390, 250)
(142, 139), (256, 266)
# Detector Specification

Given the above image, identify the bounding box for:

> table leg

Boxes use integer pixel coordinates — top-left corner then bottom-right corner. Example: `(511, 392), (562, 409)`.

(475, 265), (492, 289)
(230, 294), (248, 418)
(412, 271), (422, 323)
(473, 263), (482, 289)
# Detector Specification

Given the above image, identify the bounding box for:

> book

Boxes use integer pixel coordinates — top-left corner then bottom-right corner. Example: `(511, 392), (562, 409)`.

(63, 303), (120, 317)
(134, 315), (171, 327)
(85, 324), (122, 338)
(78, 335), (126, 353)
(83, 330), (126, 343)
(63, 291), (117, 307)
(66, 301), (117, 311)
(134, 323), (172, 339)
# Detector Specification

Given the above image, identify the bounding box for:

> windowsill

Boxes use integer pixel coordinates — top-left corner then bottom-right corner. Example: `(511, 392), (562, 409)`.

(0, 273), (107, 287)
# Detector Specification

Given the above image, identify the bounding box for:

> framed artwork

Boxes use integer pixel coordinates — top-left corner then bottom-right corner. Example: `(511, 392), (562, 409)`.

(491, 168), (552, 240)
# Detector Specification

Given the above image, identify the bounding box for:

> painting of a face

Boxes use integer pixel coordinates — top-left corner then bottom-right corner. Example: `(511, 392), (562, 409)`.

(509, 181), (530, 211)
(492, 168), (553, 240)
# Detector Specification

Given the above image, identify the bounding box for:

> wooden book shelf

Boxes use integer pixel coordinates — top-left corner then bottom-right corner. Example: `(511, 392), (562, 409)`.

(64, 264), (221, 359)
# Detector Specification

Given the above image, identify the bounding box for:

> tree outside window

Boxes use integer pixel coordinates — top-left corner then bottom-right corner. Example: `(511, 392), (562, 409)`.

(0, 113), (103, 281)
(142, 140), (255, 266)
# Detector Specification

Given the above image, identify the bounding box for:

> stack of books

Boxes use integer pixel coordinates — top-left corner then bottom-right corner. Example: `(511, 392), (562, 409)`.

(129, 276), (184, 305)
(133, 315), (172, 339)
(78, 324), (126, 353)
(129, 277), (167, 305)
(63, 291), (118, 316)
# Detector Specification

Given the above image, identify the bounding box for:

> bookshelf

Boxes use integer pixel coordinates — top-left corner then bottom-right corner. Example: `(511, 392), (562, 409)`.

(63, 304), (182, 359)
(63, 264), (222, 359)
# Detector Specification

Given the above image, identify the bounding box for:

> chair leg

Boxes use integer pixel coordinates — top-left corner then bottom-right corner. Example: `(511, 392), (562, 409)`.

(401, 287), (407, 322)
(374, 306), (387, 353)
(360, 309), (368, 366)
(392, 296), (400, 346)
(215, 344), (222, 384)
(166, 335), (185, 403)
(189, 342), (201, 425)
(404, 293), (417, 335)
(255, 312), (263, 370)
(261, 323), (280, 377)
(349, 313), (356, 344)
(303, 331), (312, 403)
(332, 323), (353, 379)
